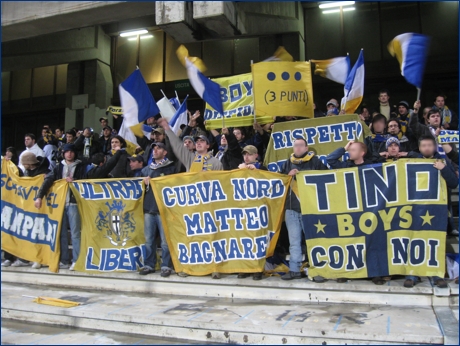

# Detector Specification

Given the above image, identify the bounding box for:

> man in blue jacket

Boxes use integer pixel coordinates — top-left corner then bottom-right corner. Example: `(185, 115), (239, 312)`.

(140, 142), (179, 277)
(404, 135), (458, 289)
(280, 138), (329, 281)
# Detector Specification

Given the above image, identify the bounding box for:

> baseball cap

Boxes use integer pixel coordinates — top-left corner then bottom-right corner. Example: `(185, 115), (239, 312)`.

(152, 128), (165, 135)
(242, 145), (258, 155)
(20, 152), (39, 165)
(326, 99), (339, 108)
(62, 143), (77, 153)
(151, 142), (166, 149)
(99, 117), (108, 122)
(103, 126), (112, 131)
(128, 154), (143, 162)
(183, 136), (195, 143)
(194, 135), (210, 144)
(386, 137), (400, 149)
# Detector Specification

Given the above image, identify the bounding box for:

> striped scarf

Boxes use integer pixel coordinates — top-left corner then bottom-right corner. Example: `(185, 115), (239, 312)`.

(190, 153), (213, 172)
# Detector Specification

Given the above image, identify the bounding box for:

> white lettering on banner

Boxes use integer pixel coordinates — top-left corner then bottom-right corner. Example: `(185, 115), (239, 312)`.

(72, 180), (143, 200)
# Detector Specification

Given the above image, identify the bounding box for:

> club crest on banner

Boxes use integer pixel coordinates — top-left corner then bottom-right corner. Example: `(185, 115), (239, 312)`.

(95, 201), (136, 246)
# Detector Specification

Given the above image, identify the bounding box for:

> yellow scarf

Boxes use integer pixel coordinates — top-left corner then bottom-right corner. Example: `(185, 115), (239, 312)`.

(290, 151), (315, 165)
(190, 153), (213, 172)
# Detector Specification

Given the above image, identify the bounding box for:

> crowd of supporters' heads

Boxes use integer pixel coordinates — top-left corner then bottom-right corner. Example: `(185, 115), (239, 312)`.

(378, 89), (390, 103)
(24, 133), (37, 148)
(387, 119), (401, 135)
(66, 130), (76, 143)
(111, 135), (126, 150)
(293, 137), (309, 157)
(348, 142), (367, 161)
(418, 135), (437, 158)
(434, 94), (446, 109)
(427, 110), (442, 128)
(371, 114), (387, 134)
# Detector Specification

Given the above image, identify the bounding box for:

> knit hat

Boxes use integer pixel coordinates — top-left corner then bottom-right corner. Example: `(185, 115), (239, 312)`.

(62, 143), (77, 153)
(398, 101), (409, 110)
(182, 136), (195, 143)
(20, 152), (39, 165)
(386, 137), (400, 149)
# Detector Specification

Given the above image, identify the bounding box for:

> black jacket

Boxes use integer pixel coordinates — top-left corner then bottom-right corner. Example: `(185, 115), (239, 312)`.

(86, 150), (124, 179)
(105, 149), (129, 178)
(141, 160), (178, 214)
(98, 136), (112, 156)
(37, 160), (86, 203)
(222, 132), (243, 170)
(20, 156), (51, 177)
(407, 151), (458, 189)
(74, 135), (101, 161)
(280, 153), (328, 212)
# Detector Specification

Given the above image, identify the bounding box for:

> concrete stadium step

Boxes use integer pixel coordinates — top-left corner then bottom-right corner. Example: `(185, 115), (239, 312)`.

(1, 266), (457, 307)
(0, 282), (451, 345)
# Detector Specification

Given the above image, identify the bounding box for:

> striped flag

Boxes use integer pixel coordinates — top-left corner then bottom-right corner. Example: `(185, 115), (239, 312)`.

(340, 50), (365, 114)
(311, 56), (351, 85)
(119, 69), (159, 154)
(388, 33), (430, 89)
(170, 95), (189, 135)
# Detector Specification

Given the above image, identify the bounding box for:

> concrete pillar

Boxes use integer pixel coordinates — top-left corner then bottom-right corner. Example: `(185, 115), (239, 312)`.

(155, 1), (198, 43)
(65, 60), (113, 132)
(193, 1), (245, 37)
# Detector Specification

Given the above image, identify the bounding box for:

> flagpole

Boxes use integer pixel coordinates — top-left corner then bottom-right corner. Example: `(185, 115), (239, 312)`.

(251, 60), (256, 124)
(416, 88), (421, 102)
(175, 90), (180, 104)
(160, 89), (167, 99)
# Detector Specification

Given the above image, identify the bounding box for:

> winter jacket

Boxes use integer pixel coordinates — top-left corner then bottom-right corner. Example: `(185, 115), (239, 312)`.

(105, 149), (129, 178)
(165, 128), (223, 171)
(407, 151), (458, 189)
(86, 150), (123, 179)
(222, 132), (243, 170)
(327, 147), (373, 169)
(37, 160), (86, 204)
(141, 160), (178, 214)
(20, 156), (51, 177)
(280, 152), (328, 212)
(74, 134), (101, 161)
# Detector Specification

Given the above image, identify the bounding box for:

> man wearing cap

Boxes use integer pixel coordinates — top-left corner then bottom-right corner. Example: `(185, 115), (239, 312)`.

(141, 127), (182, 172)
(325, 99), (339, 116)
(128, 155), (145, 177)
(35, 144), (86, 271)
(98, 125), (113, 155)
(393, 101), (414, 135)
(140, 142), (178, 277)
(74, 127), (101, 162)
(183, 136), (196, 152)
(18, 133), (45, 173)
(99, 117), (109, 137)
(280, 138), (329, 281)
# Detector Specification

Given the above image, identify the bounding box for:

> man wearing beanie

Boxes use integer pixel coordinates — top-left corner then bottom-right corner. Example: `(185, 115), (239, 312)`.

(375, 137), (409, 163)
(35, 144), (86, 271)
(393, 101), (414, 135)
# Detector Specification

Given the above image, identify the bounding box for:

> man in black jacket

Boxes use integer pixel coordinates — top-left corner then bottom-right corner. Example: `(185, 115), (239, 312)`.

(35, 144), (86, 271)
(280, 138), (329, 281)
(98, 126), (113, 155)
(86, 150), (124, 179)
(74, 127), (101, 162)
(327, 141), (373, 168)
(140, 142), (179, 277)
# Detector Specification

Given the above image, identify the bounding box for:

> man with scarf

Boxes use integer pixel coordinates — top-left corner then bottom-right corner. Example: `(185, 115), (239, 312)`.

(364, 113), (389, 160)
(404, 135), (458, 288)
(280, 138), (329, 281)
(157, 118), (223, 279)
(236, 145), (267, 281)
(140, 142), (178, 277)
(393, 101), (415, 135)
(432, 95), (458, 130)
(74, 127), (101, 163)
(375, 137), (408, 163)
(35, 144), (86, 271)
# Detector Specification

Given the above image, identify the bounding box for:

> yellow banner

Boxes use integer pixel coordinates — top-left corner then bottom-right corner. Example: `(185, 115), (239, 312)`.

(297, 159), (447, 279)
(204, 73), (273, 130)
(264, 114), (371, 171)
(150, 170), (291, 275)
(252, 61), (314, 118)
(69, 178), (146, 273)
(439, 130), (459, 144)
(1, 159), (67, 273)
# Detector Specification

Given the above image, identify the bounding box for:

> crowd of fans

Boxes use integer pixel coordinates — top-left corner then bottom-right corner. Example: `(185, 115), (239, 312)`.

(1, 90), (459, 288)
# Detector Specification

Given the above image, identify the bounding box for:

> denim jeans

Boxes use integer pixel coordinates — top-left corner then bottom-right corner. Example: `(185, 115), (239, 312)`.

(284, 209), (305, 272)
(406, 275), (442, 283)
(144, 213), (171, 270)
(60, 204), (81, 264)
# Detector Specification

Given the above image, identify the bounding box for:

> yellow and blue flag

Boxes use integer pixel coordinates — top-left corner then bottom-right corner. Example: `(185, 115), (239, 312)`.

(388, 33), (430, 89)
(311, 56), (350, 84)
(341, 50), (365, 114)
